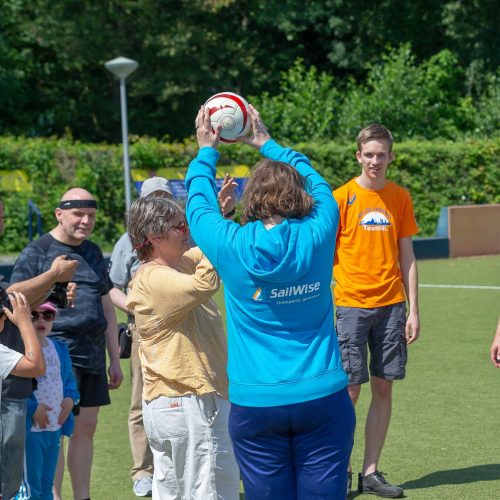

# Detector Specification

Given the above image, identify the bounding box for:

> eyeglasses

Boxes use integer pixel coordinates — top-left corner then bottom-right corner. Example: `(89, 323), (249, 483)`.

(31, 310), (56, 322)
(170, 220), (188, 234)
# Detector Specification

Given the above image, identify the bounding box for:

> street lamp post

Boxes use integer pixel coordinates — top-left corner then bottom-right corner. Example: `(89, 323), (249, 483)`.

(105, 56), (139, 210)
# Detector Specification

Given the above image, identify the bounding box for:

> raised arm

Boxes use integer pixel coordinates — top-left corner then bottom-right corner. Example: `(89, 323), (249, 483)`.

(9, 254), (78, 307)
(218, 174), (238, 218)
(3, 292), (45, 377)
(185, 106), (237, 266)
(240, 105), (334, 208)
(186, 105), (336, 265)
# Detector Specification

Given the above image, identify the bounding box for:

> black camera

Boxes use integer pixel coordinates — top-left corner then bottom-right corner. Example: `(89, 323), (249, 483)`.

(47, 282), (68, 309)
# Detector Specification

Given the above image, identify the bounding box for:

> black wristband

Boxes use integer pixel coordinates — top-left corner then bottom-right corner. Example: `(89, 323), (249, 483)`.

(223, 208), (236, 218)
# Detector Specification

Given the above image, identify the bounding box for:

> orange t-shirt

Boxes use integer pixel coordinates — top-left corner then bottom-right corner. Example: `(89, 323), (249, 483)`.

(333, 178), (418, 308)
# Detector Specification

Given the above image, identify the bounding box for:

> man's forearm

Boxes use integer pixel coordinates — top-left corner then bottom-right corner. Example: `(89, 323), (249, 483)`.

(7, 270), (59, 307)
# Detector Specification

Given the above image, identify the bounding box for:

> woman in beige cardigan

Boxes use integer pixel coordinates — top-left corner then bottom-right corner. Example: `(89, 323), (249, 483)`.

(126, 196), (239, 500)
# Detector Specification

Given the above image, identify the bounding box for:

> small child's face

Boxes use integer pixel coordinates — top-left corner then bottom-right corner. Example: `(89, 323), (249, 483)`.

(31, 309), (56, 336)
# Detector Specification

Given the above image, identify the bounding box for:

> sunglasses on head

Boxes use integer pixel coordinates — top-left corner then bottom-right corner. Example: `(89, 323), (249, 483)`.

(31, 310), (56, 322)
(170, 220), (188, 234)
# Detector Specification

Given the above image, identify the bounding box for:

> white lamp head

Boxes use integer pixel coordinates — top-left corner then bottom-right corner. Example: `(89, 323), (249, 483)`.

(105, 57), (139, 80)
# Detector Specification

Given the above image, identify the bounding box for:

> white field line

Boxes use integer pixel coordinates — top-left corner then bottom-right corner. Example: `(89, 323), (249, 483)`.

(331, 281), (500, 290)
(419, 284), (500, 290)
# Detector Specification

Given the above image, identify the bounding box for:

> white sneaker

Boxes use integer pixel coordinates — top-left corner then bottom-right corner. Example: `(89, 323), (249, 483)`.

(133, 477), (153, 497)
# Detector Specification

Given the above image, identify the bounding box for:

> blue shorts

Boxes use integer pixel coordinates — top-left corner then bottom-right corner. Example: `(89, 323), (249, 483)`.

(229, 388), (355, 500)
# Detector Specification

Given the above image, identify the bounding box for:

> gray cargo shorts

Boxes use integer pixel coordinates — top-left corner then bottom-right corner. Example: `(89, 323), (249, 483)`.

(335, 302), (408, 385)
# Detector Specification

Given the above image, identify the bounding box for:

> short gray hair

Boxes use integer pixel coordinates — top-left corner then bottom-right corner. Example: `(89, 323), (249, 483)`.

(127, 197), (184, 261)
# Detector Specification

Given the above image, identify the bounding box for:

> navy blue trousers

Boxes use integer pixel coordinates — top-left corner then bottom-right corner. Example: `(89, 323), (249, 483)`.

(229, 388), (355, 500)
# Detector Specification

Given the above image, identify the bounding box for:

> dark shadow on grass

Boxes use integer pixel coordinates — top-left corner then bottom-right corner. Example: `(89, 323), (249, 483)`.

(400, 464), (500, 490)
(240, 465), (500, 498)
(348, 493), (398, 499)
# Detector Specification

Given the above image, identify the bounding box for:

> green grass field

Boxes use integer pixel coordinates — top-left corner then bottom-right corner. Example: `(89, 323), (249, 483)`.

(61, 255), (500, 500)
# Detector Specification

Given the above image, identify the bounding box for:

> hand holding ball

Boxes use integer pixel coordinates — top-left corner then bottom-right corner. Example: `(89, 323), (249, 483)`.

(204, 92), (250, 143)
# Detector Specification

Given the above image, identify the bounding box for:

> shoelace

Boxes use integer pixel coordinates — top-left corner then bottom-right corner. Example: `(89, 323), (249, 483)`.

(371, 471), (389, 483)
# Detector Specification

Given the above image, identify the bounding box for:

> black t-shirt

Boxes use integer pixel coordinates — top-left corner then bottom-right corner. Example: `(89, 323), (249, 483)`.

(10, 234), (113, 374)
(0, 281), (34, 399)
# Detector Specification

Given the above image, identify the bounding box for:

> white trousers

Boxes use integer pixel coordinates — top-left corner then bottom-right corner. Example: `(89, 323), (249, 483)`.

(142, 393), (240, 500)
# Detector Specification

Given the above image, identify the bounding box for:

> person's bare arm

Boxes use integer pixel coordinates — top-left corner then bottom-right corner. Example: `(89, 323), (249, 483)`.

(398, 237), (420, 344)
(490, 316), (500, 367)
(8, 255), (78, 307)
(217, 174), (238, 218)
(102, 293), (123, 389)
(109, 287), (130, 315)
(4, 292), (45, 377)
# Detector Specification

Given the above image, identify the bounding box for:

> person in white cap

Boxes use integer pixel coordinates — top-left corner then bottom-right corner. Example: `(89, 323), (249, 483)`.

(108, 177), (173, 497)
(137, 177), (173, 199)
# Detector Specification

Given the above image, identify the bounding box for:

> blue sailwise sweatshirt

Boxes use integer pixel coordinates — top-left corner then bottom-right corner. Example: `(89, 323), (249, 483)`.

(185, 140), (348, 407)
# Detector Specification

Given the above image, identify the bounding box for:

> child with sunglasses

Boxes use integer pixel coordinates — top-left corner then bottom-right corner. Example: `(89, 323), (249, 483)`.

(17, 302), (79, 500)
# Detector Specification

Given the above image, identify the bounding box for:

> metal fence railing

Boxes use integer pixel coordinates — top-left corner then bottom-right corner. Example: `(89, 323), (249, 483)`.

(28, 199), (43, 242)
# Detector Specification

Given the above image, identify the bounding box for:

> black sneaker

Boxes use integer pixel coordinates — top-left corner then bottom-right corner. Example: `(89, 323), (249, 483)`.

(358, 471), (404, 498)
(347, 472), (353, 497)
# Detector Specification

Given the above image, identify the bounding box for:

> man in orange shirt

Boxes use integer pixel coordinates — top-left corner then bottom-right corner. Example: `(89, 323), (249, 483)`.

(333, 124), (420, 498)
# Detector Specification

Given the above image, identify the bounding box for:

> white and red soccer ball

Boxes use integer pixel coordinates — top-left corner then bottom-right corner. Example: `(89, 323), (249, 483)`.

(204, 92), (250, 143)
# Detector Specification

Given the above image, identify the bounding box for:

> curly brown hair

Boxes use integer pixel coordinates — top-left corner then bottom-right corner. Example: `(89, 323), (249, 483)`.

(241, 159), (314, 224)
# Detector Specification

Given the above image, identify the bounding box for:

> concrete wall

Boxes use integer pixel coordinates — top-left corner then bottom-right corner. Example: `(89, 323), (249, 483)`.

(448, 204), (500, 257)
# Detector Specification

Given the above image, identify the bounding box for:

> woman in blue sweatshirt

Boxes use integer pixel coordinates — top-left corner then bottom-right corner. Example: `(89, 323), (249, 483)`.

(186, 104), (355, 499)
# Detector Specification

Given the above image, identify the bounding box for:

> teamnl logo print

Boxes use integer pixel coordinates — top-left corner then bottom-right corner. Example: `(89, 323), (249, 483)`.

(358, 207), (392, 232)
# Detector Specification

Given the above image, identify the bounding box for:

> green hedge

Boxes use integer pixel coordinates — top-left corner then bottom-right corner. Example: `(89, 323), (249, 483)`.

(1, 136), (499, 253)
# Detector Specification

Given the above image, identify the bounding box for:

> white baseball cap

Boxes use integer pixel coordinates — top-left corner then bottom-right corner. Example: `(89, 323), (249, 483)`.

(140, 177), (172, 198)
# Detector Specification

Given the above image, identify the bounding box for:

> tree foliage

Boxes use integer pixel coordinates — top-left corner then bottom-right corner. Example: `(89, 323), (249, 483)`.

(337, 46), (475, 140)
(252, 60), (340, 144)
(1, 136), (499, 253)
(0, 0), (499, 142)
(251, 46), (498, 142)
